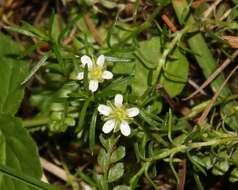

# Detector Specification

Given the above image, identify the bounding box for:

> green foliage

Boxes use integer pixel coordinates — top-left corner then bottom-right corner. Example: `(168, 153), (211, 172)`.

(0, 115), (42, 189)
(113, 37), (188, 97)
(113, 185), (131, 190)
(111, 146), (126, 163)
(108, 162), (124, 182)
(0, 32), (28, 115)
(0, 164), (57, 190)
(3, 1), (238, 189)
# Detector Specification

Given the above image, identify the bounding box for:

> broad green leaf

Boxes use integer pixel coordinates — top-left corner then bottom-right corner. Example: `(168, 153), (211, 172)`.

(0, 115), (42, 190)
(0, 164), (57, 190)
(212, 160), (229, 176)
(112, 37), (188, 98)
(136, 37), (161, 69)
(112, 55), (148, 98)
(0, 32), (28, 115)
(229, 168), (238, 183)
(108, 162), (124, 183)
(159, 49), (189, 97)
(111, 146), (126, 163)
(136, 37), (188, 97)
(113, 185), (131, 190)
(232, 149), (238, 164)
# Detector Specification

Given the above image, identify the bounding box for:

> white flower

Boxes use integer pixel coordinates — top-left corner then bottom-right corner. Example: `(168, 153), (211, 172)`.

(76, 55), (113, 92)
(98, 94), (139, 136)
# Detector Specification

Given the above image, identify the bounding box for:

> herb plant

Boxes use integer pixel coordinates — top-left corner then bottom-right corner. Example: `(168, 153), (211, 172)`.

(1, 0), (238, 189)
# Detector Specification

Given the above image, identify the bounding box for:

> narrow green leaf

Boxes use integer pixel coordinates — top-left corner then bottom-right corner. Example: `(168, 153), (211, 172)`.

(76, 97), (92, 133)
(113, 185), (131, 190)
(50, 13), (62, 42)
(21, 55), (48, 85)
(4, 26), (39, 38)
(89, 109), (98, 153)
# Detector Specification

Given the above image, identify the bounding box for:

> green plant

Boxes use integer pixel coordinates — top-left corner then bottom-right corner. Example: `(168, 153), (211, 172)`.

(1, 0), (238, 189)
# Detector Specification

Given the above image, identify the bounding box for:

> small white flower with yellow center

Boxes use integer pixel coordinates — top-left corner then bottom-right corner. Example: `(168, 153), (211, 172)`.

(76, 55), (113, 92)
(98, 94), (139, 136)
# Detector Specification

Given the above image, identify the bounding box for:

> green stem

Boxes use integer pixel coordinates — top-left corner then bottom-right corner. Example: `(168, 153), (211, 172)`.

(129, 163), (148, 190)
(152, 26), (189, 84)
(22, 117), (49, 128)
(146, 136), (238, 162)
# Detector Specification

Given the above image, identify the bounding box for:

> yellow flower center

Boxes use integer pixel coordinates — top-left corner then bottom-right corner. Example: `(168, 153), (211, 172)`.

(89, 67), (103, 80)
(112, 107), (128, 121)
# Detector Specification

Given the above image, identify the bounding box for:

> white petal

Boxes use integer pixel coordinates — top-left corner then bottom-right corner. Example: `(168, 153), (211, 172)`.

(76, 72), (84, 80)
(81, 55), (93, 69)
(127, 107), (139, 117)
(102, 70), (113, 80)
(102, 119), (116, 134)
(114, 94), (123, 107)
(89, 80), (99, 92)
(98, 104), (112, 116)
(120, 120), (131, 136)
(96, 55), (105, 66)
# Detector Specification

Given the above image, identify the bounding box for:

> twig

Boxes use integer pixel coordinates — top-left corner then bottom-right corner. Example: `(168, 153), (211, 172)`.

(203, 0), (223, 18)
(176, 159), (186, 190)
(188, 79), (207, 95)
(40, 157), (92, 189)
(33, 1), (49, 26)
(192, 0), (214, 8)
(183, 50), (238, 100)
(223, 36), (238, 49)
(161, 14), (177, 32)
(41, 174), (49, 183)
(40, 157), (68, 181)
(197, 64), (238, 126)
(84, 15), (103, 45)
(219, 9), (232, 21)
(63, 26), (77, 45)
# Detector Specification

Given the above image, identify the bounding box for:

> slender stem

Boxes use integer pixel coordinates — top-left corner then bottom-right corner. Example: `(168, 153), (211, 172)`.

(152, 26), (188, 84)
(22, 117), (50, 128)
(146, 136), (238, 162)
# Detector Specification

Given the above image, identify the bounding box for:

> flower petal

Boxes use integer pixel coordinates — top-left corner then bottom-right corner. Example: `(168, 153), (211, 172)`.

(102, 119), (116, 134)
(89, 80), (99, 92)
(81, 55), (93, 69)
(127, 107), (139, 117)
(102, 70), (113, 80)
(114, 94), (123, 107)
(120, 120), (131, 136)
(76, 72), (84, 80)
(98, 104), (112, 116)
(96, 55), (105, 66)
